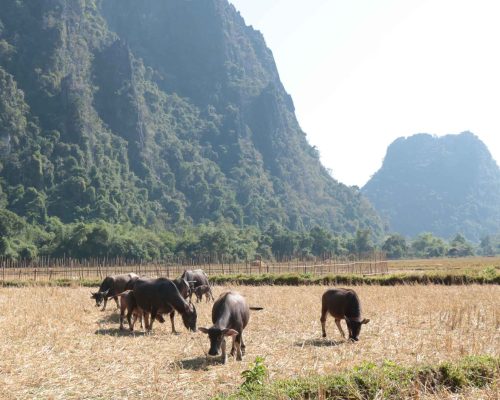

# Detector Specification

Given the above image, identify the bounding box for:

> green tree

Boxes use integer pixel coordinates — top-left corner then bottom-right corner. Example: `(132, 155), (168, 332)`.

(447, 234), (475, 257)
(411, 233), (447, 258)
(382, 234), (408, 259)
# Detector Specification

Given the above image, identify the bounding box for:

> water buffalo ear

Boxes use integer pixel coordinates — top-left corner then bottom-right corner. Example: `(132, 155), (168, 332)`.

(198, 327), (209, 334)
(362, 318), (370, 324)
(222, 328), (238, 337)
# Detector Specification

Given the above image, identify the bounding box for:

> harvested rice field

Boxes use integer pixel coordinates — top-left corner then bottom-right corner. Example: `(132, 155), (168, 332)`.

(0, 285), (498, 399)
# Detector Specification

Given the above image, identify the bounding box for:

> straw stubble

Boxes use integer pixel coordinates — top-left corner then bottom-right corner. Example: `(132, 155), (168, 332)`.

(0, 285), (498, 399)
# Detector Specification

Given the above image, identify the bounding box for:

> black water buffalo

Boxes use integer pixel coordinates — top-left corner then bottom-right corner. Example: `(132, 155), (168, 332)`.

(194, 285), (214, 303)
(118, 290), (165, 331)
(199, 292), (262, 363)
(181, 269), (210, 301)
(91, 273), (139, 311)
(132, 278), (197, 332)
(320, 288), (370, 341)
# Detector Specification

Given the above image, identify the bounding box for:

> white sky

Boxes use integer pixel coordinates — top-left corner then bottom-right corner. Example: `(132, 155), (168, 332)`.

(229, 0), (500, 186)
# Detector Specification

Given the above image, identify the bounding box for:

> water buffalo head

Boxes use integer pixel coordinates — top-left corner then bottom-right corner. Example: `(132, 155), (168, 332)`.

(198, 327), (238, 356)
(90, 289), (109, 307)
(181, 303), (197, 332)
(345, 317), (370, 341)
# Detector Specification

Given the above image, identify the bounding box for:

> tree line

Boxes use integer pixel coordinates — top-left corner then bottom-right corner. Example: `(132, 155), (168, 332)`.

(1, 209), (498, 262)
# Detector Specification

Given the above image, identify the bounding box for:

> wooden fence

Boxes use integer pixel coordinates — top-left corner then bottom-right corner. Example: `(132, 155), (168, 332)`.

(0, 256), (388, 282)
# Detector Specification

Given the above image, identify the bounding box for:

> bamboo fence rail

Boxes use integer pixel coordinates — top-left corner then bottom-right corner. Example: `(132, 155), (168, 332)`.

(0, 255), (388, 282)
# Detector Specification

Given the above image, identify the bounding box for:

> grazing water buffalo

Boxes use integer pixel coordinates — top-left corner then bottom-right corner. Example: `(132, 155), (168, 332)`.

(118, 290), (165, 331)
(91, 273), (139, 311)
(194, 285), (214, 303)
(320, 288), (370, 341)
(181, 269), (210, 301)
(199, 292), (262, 363)
(132, 278), (197, 332)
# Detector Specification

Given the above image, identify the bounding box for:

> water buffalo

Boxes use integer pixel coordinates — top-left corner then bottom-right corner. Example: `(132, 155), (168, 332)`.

(181, 269), (210, 301)
(194, 285), (214, 303)
(132, 278), (197, 332)
(199, 292), (262, 363)
(91, 273), (139, 311)
(118, 290), (165, 331)
(320, 288), (370, 341)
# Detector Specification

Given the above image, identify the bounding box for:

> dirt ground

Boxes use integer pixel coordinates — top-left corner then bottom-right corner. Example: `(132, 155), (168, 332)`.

(0, 285), (498, 399)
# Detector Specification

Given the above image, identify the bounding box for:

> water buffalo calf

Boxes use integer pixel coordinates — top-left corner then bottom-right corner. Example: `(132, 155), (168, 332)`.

(199, 292), (250, 363)
(194, 285), (214, 303)
(320, 288), (370, 341)
(91, 273), (139, 311)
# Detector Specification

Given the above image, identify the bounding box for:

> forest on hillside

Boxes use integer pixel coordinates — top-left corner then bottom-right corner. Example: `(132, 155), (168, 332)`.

(363, 133), (500, 241)
(0, 0), (384, 249)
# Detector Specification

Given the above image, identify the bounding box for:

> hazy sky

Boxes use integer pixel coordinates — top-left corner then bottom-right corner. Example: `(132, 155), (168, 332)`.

(229, 0), (500, 186)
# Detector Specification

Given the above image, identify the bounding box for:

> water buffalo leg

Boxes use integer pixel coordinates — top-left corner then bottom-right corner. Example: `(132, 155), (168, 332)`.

(101, 298), (108, 311)
(131, 313), (138, 330)
(335, 319), (346, 338)
(169, 311), (177, 334)
(127, 309), (134, 331)
(143, 313), (150, 331)
(148, 308), (158, 331)
(113, 296), (120, 309)
(320, 307), (328, 337)
(221, 338), (227, 364)
(240, 334), (246, 355)
(235, 334), (243, 361)
(119, 303), (126, 330)
(230, 335), (237, 357)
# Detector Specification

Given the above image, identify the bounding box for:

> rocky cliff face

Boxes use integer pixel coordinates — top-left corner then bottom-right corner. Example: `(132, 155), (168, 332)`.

(0, 0), (383, 236)
(363, 132), (500, 240)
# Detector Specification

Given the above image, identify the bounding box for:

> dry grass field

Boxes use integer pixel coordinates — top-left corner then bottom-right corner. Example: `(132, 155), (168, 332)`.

(0, 285), (498, 399)
(388, 256), (500, 274)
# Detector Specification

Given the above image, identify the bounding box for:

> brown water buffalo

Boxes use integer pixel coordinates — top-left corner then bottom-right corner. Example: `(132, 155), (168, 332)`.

(199, 292), (262, 363)
(132, 278), (197, 332)
(320, 288), (370, 341)
(118, 290), (165, 331)
(181, 269), (210, 301)
(91, 273), (139, 311)
(194, 285), (214, 303)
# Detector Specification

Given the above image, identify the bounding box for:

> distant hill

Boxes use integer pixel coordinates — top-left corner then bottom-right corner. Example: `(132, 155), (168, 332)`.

(0, 0), (383, 236)
(363, 132), (500, 241)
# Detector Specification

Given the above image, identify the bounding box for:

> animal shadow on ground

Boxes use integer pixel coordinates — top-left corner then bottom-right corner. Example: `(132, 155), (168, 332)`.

(294, 338), (343, 348)
(94, 327), (148, 337)
(170, 356), (224, 371)
(97, 312), (121, 324)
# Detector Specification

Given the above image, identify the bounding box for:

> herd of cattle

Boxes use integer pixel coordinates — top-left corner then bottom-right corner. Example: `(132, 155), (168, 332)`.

(90, 270), (369, 363)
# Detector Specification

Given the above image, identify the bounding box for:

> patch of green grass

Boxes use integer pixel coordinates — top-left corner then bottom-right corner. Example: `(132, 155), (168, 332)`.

(210, 272), (500, 286)
(1, 271), (499, 288)
(215, 356), (499, 399)
(0, 278), (101, 288)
